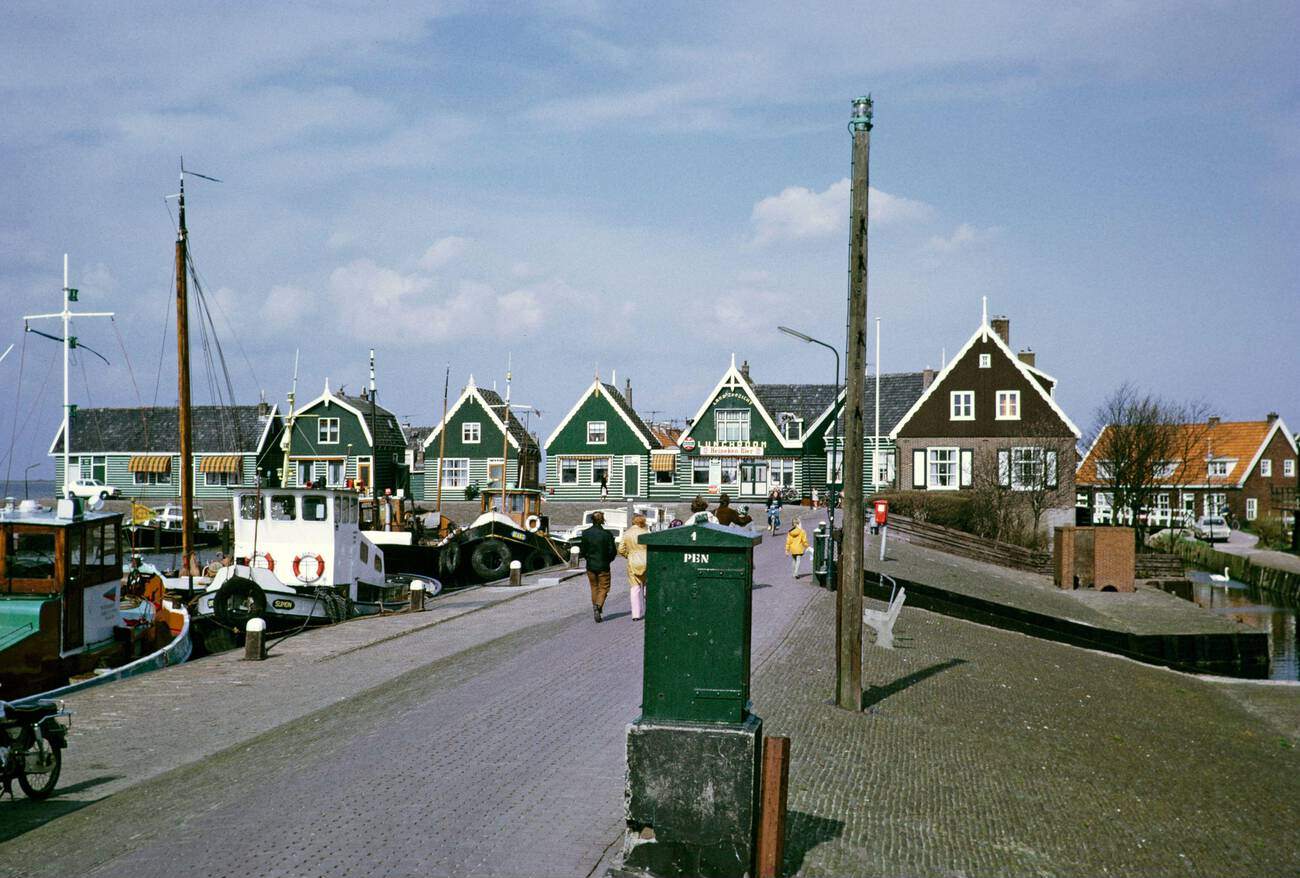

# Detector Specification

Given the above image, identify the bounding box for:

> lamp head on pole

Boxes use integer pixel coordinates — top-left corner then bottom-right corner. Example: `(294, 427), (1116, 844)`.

(778, 325), (814, 344)
(850, 94), (873, 132)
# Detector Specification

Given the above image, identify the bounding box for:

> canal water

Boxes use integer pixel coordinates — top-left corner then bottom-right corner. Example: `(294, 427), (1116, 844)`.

(1156, 573), (1298, 681)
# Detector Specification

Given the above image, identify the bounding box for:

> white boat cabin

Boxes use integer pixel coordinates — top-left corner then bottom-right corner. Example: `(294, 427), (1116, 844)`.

(224, 488), (386, 590)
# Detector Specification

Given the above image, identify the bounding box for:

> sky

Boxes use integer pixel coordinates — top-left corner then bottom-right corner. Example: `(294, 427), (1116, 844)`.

(2, 1), (1298, 479)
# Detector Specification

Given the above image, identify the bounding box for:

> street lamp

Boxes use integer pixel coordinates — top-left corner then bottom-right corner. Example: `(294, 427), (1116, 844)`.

(778, 325), (841, 590)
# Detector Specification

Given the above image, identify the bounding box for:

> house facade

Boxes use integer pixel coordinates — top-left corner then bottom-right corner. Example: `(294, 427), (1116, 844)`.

(803, 372), (927, 497)
(50, 404), (281, 499)
(544, 380), (664, 502)
(890, 315), (1081, 531)
(279, 382), (408, 495)
(1076, 414), (1298, 526)
(419, 377), (540, 503)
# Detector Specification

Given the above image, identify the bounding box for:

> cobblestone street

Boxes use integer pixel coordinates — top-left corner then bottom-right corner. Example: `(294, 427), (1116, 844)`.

(2, 517), (1297, 877)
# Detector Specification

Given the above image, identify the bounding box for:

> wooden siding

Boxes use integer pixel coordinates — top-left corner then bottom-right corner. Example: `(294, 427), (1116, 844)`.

(55, 453), (257, 499)
(421, 458), (522, 502)
(896, 333), (1075, 439)
(284, 400), (405, 492)
(545, 452), (650, 501)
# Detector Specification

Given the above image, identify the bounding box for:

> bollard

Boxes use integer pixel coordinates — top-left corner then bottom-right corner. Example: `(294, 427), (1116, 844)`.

(569, 545), (580, 569)
(509, 559), (523, 586)
(409, 581), (425, 612)
(244, 617), (266, 661)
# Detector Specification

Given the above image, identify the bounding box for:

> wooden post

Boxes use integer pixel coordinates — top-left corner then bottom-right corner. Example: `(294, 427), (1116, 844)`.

(756, 735), (791, 878)
(175, 178), (194, 571)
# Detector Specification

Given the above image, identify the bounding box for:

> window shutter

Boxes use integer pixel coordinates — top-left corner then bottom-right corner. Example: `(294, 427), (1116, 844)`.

(912, 449), (926, 489)
(998, 450), (1010, 487)
(1046, 450), (1058, 488)
(959, 449), (973, 487)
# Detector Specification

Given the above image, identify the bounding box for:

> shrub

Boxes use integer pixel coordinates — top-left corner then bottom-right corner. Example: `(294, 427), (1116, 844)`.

(464, 483), (480, 501)
(868, 491), (973, 531)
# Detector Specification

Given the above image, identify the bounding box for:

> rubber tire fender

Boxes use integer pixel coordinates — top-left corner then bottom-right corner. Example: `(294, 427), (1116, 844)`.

(439, 541), (461, 578)
(469, 539), (513, 582)
(212, 575), (268, 629)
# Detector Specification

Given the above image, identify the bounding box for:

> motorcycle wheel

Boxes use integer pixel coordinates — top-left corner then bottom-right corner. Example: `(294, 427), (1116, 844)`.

(17, 736), (62, 800)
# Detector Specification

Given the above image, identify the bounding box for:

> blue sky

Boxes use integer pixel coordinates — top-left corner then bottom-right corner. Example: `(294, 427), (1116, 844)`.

(2, 2), (1298, 478)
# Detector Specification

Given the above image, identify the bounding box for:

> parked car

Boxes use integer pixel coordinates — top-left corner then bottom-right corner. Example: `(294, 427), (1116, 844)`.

(63, 478), (121, 501)
(1193, 516), (1230, 542)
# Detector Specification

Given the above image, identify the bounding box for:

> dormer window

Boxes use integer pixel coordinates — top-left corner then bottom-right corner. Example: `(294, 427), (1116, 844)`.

(1207, 459), (1231, 478)
(780, 414), (803, 440)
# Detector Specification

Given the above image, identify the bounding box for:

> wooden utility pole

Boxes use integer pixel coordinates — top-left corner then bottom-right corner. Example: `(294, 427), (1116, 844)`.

(175, 174), (195, 569)
(837, 95), (872, 711)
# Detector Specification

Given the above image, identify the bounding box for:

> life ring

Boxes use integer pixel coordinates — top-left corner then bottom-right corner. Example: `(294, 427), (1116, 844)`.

(293, 552), (325, 583)
(251, 551), (275, 572)
(524, 514), (542, 533)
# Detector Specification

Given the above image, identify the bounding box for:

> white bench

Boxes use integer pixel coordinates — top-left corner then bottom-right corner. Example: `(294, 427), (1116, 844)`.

(863, 587), (906, 649)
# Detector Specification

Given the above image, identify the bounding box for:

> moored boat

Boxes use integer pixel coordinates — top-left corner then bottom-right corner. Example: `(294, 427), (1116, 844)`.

(0, 501), (189, 701)
(438, 488), (570, 583)
(192, 487), (440, 648)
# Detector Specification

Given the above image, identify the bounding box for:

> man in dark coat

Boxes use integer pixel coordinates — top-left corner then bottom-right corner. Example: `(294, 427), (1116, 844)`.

(714, 493), (752, 527)
(579, 511), (618, 622)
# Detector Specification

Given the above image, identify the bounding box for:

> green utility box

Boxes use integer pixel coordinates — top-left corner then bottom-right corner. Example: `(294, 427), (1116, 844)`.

(812, 522), (834, 587)
(638, 522), (761, 725)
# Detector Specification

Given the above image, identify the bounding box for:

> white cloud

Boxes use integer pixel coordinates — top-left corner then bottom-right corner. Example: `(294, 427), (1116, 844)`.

(259, 284), (313, 328)
(749, 179), (932, 246)
(924, 223), (1002, 253)
(418, 236), (470, 270)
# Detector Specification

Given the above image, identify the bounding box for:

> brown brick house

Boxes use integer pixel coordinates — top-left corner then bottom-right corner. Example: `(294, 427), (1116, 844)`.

(1076, 414), (1298, 526)
(889, 313), (1082, 532)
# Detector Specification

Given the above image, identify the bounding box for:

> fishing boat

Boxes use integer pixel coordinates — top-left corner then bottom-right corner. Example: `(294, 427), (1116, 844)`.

(191, 487), (439, 648)
(125, 503), (222, 552)
(437, 488), (570, 583)
(0, 500), (189, 701)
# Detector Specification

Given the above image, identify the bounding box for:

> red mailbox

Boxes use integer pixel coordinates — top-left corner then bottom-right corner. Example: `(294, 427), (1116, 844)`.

(873, 499), (889, 526)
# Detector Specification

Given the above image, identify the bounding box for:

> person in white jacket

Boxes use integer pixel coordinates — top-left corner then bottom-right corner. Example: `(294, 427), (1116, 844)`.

(617, 515), (650, 620)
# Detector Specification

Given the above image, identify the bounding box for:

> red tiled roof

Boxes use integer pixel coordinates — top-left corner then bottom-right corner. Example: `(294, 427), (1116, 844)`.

(1078, 420), (1280, 487)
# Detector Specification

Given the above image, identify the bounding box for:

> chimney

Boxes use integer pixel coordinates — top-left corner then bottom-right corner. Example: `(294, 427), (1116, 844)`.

(1208, 416), (1220, 429)
(1267, 411), (1278, 423)
(922, 366), (935, 389)
(625, 377), (633, 408)
(739, 359), (751, 382)
(1017, 348), (1036, 368)
(990, 316), (1010, 346)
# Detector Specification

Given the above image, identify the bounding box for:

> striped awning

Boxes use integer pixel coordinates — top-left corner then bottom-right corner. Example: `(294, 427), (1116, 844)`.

(556, 454), (613, 461)
(650, 452), (677, 472)
(199, 455), (241, 474)
(128, 455), (172, 473)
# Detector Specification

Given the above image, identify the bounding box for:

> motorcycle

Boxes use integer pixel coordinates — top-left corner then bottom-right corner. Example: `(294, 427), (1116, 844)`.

(0, 700), (69, 800)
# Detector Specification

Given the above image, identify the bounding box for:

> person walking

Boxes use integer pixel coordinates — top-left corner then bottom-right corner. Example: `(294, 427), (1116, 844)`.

(786, 518), (810, 578)
(579, 510), (617, 622)
(598, 471), (609, 501)
(618, 514), (649, 621)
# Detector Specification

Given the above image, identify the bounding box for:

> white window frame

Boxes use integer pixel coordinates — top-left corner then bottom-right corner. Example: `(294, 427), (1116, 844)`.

(769, 459), (796, 488)
(1260, 459), (1272, 477)
(874, 449), (896, 486)
(719, 459), (739, 486)
(487, 458), (505, 486)
(1011, 446), (1044, 490)
(134, 470), (172, 486)
(1096, 460), (1114, 480)
(462, 422), (481, 444)
(692, 457), (711, 485)
(826, 448), (842, 484)
(995, 390), (1020, 421)
(591, 457), (611, 486)
(318, 417), (340, 444)
(587, 421), (607, 444)
(715, 409), (751, 442)
(559, 458), (579, 484)
(204, 470), (240, 488)
(1207, 459), (1231, 478)
(296, 461), (312, 486)
(327, 460), (344, 487)
(1204, 493), (1227, 516)
(949, 391), (974, 421)
(978, 353), (991, 368)
(927, 447), (960, 491)
(1245, 497), (1258, 521)
(441, 458), (469, 489)
(781, 416), (803, 441)
(1285, 459), (1295, 478)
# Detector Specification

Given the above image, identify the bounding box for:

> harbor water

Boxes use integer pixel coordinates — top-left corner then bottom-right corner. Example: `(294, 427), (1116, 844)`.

(1157, 572), (1299, 681)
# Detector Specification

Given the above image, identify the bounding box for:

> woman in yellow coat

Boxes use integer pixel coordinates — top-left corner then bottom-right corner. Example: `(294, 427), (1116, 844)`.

(785, 518), (810, 578)
(618, 514), (650, 620)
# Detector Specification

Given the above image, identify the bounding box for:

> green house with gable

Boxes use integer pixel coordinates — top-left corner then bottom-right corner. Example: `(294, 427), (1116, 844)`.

(419, 376), (540, 502)
(280, 380), (409, 495)
(676, 358), (816, 503)
(545, 379), (669, 502)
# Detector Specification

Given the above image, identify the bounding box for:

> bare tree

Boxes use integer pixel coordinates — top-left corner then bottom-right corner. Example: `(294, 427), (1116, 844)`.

(1090, 383), (1209, 548)
(969, 446), (1022, 544)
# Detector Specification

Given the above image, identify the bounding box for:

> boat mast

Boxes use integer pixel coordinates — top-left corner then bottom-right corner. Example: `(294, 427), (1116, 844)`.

(499, 355), (512, 513)
(175, 172), (195, 566)
(22, 256), (113, 494)
(435, 363), (449, 519)
(280, 347), (299, 486)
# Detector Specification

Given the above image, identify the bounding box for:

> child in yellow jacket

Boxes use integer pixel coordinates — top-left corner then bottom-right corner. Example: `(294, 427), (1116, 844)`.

(785, 519), (810, 578)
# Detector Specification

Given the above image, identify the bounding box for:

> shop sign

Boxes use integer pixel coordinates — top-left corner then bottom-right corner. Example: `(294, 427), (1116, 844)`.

(680, 437), (697, 452)
(699, 442), (765, 457)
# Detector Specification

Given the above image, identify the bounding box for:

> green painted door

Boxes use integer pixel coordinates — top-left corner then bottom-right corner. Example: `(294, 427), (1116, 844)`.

(624, 460), (639, 497)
